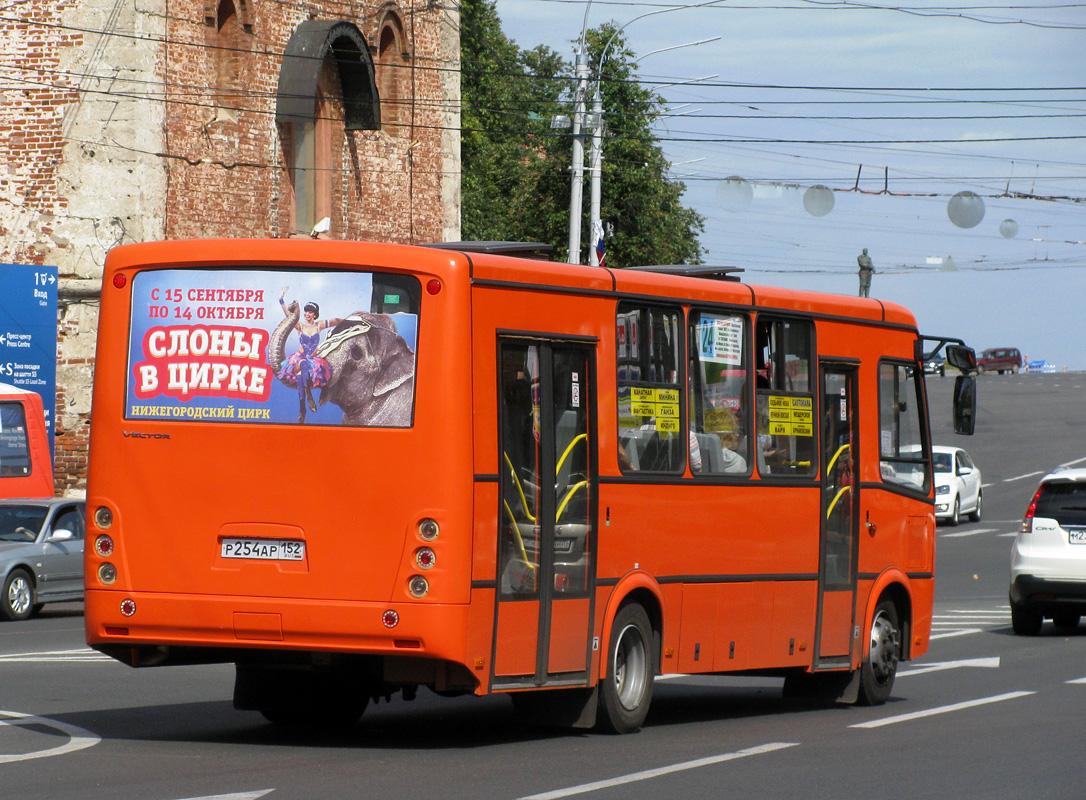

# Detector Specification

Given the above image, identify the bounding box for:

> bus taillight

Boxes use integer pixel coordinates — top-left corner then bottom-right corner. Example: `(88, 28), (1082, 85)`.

(382, 610), (399, 628)
(120, 599), (136, 617)
(94, 535), (114, 557)
(407, 576), (429, 598)
(415, 548), (436, 570)
(94, 506), (113, 529)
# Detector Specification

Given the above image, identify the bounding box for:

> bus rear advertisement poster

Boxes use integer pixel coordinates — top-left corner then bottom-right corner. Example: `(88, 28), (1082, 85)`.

(125, 269), (418, 427)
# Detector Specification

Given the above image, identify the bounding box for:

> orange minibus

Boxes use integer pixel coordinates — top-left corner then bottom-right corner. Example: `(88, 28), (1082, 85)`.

(0, 383), (53, 499)
(85, 239), (975, 732)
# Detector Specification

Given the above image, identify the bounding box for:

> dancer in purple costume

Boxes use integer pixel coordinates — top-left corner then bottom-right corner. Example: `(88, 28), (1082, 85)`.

(278, 286), (343, 422)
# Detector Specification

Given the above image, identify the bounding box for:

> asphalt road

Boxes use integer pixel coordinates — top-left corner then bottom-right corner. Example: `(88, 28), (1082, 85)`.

(2, 372), (1084, 800)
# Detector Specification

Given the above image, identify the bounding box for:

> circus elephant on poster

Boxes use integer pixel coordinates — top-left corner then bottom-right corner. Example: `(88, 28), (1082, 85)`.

(269, 302), (415, 426)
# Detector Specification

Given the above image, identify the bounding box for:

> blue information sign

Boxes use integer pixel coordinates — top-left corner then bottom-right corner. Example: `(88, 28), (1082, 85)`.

(0, 264), (59, 456)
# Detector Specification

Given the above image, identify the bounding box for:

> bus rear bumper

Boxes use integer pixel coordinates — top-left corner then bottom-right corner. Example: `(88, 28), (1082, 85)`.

(85, 588), (476, 668)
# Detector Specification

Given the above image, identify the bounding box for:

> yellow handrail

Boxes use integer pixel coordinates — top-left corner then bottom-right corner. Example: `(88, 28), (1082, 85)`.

(826, 443), (851, 477)
(826, 485), (852, 519)
(502, 499), (536, 571)
(556, 433), (587, 479)
(503, 451), (537, 524)
(556, 480), (588, 521)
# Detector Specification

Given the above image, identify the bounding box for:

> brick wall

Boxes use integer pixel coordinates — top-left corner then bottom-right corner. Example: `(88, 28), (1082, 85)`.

(0, 0), (461, 494)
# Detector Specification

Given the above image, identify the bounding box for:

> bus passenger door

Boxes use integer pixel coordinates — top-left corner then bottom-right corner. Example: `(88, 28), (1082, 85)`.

(494, 339), (597, 687)
(815, 364), (859, 666)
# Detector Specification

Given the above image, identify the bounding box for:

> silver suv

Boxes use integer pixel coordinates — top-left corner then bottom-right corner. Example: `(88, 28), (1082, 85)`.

(1010, 468), (1086, 635)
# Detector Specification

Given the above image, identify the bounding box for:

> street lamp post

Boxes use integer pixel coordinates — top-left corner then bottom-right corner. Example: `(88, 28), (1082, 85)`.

(569, 0), (726, 266)
(567, 53), (590, 264)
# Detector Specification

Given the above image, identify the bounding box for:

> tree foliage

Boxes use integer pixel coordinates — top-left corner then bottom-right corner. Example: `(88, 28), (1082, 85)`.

(460, 0), (704, 267)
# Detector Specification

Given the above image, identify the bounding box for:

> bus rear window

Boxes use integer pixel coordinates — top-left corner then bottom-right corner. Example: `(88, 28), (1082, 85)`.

(126, 269), (419, 427)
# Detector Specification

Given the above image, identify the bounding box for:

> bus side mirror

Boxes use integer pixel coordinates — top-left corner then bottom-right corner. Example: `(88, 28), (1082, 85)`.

(945, 344), (976, 373)
(953, 375), (976, 435)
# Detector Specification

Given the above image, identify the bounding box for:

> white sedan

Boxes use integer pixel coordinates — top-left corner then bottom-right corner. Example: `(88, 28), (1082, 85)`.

(932, 445), (982, 525)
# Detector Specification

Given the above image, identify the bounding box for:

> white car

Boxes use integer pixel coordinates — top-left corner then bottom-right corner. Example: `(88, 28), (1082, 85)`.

(1010, 468), (1086, 635)
(932, 445), (982, 525)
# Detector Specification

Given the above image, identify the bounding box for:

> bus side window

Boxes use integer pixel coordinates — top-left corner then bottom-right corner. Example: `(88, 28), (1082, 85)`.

(754, 317), (816, 477)
(616, 304), (683, 474)
(878, 361), (930, 491)
(689, 311), (751, 476)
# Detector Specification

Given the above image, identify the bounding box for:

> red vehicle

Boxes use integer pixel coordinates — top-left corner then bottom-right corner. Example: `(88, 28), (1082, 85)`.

(976, 347), (1022, 374)
(85, 240), (975, 732)
(0, 383), (53, 499)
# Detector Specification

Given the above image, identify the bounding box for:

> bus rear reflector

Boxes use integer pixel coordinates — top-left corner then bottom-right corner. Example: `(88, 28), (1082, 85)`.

(426, 279), (441, 295)
(394, 640), (421, 649)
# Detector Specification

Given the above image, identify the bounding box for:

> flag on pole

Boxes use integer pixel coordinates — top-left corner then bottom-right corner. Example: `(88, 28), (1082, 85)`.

(592, 220), (606, 268)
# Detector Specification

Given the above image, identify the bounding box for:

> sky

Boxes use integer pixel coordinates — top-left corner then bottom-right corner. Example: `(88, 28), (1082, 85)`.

(490, 0), (1086, 370)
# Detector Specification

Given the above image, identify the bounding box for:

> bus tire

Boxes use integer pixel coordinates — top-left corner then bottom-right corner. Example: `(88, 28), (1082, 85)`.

(857, 599), (900, 706)
(2, 569), (35, 621)
(597, 603), (654, 734)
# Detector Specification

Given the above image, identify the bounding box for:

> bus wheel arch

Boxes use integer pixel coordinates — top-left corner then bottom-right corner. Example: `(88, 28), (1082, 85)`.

(597, 579), (664, 682)
(595, 578), (663, 733)
(857, 579), (911, 706)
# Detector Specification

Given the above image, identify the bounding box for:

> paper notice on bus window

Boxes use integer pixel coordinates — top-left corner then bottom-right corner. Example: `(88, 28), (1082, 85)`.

(697, 315), (743, 366)
(125, 269), (418, 427)
(767, 395), (814, 437)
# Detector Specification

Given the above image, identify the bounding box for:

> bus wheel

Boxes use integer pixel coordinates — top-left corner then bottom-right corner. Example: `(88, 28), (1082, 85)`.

(858, 600), (900, 706)
(2, 569), (35, 621)
(597, 603), (654, 734)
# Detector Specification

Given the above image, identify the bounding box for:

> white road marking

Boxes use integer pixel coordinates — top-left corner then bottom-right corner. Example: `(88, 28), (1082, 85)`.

(929, 628), (982, 640)
(1002, 471), (1043, 484)
(941, 529), (992, 538)
(0, 710), (100, 763)
(849, 691), (1034, 729)
(171, 793), (274, 800)
(1058, 456), (1086, 468)
(897, 657), (999, 678)
(0, 648), (113, 663)
(517, 742), (799, 800)
(1068, 677), (1086, 685)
